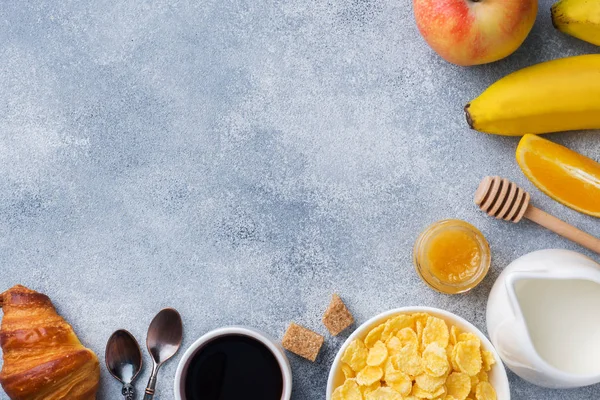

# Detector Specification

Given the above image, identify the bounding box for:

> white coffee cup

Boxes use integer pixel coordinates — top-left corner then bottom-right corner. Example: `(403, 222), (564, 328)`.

(174, 326), (293, 400)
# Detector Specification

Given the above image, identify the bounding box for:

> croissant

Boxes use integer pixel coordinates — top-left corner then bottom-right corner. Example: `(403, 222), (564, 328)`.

(0, 285), (100, 400)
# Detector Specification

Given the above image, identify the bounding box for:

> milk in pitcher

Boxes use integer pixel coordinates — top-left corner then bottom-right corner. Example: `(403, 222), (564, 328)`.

(515, 278), (600, 376)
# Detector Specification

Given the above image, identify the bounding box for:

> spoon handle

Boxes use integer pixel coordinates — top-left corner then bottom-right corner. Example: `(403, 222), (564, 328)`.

(143, 389), (155, 400)
(143, 379), (157, 400)
(143, 364), (159, 400)
(122, 383), (134, 400)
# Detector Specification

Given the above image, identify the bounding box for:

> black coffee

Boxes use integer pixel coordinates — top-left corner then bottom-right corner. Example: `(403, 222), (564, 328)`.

(184, 335), (284, 400)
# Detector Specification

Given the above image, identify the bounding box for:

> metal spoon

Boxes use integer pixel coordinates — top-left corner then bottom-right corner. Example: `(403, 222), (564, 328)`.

(143, 308), (183, 400)
(105, 330), (143, 400)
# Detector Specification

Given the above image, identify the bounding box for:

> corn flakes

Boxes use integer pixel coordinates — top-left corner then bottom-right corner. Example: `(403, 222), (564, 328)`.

(384, 357), (396, 377)
(365, 324), (385, 348)
(415, 372), (446, 392)
(478, 370), (489, 382)
(458, 332), (480, 345)
(412, 383), (446, 399)
(390, 378), (413, 397)
(342, 362), (356, 379)
(422, 316), (450, 348)
(332, 378), (362, 400)
(475, 381), (497, 400)
(367, 341), (388, 366)
(387, 336), (403, 356)
(470, 373), (479, 393)
(416, 320), (424, 349)
(450, 325), (459, 345)
(395, 343), (424, 376)
(482, 350), (496, 372)
(382, 315), (414, 342)
(397, 327), (419, 347)
(422, 342), (450, 377)
(366, 387), (403, 400)
(361, 380), (381, 396)
(357, 366), (383, 386)
(446, 372), (471, 400)
(333, 313), (498, 400)
(342, 339), (369, 372)
(385, 367), (409, 384)
(454, 340), (482, 376)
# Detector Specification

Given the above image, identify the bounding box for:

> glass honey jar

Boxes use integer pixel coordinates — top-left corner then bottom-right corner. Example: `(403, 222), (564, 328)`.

(413, 219), (491, 294)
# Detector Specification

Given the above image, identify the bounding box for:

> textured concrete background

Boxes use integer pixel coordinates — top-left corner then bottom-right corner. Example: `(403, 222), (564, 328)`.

(0, 1), (599, 399)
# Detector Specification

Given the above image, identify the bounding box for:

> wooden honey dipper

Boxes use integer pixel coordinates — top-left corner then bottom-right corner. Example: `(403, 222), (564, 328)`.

(475, 176), (600, 254)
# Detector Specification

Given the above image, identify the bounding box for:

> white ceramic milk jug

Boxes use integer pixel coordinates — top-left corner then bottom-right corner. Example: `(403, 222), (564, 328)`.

(487, 249), (600, 388)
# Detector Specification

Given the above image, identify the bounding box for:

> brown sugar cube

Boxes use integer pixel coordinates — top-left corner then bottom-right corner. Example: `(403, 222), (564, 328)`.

(281, 323), (324, 362)
(322, 294), (354, 336)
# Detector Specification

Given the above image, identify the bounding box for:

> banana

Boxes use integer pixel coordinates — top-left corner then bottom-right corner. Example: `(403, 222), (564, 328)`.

(552, 0), (600, 46)
(465, 54), (600, 136)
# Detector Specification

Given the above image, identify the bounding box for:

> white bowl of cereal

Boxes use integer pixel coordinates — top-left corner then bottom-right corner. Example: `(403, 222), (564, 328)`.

(327, 307), (509, 400)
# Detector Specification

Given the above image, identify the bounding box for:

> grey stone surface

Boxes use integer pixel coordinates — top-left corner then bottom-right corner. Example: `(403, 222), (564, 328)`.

(0, 0), (599, 399)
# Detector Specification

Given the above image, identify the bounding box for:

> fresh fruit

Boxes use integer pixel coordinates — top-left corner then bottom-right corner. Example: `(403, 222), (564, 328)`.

(516, 134), (600, 217)
(465, 55), (600, 135)
(413, 0), (538, 66)
(552, 0), (600, 46)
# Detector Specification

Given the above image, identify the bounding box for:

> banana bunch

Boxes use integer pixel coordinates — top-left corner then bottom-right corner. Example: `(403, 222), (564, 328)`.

(465, 54), (600, 135)
(552, 0), (600, 46)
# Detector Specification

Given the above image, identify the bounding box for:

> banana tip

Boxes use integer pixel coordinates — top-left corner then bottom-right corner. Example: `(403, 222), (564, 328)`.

(550, 5), (563, 30)
(464, 104), (474, 129)
(550, 9), (558, 29)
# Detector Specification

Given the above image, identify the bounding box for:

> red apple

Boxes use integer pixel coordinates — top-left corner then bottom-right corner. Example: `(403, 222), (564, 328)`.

(413, 0), (538, 66)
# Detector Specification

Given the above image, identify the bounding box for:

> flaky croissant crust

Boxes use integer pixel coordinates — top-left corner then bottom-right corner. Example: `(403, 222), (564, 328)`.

(0, 285), (100, 400)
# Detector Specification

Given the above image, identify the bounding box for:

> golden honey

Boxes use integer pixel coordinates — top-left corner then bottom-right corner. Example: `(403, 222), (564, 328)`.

(413, 219), (490, 294)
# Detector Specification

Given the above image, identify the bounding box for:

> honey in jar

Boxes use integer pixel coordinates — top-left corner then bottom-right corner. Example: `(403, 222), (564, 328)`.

(413, 219), (490, 294)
